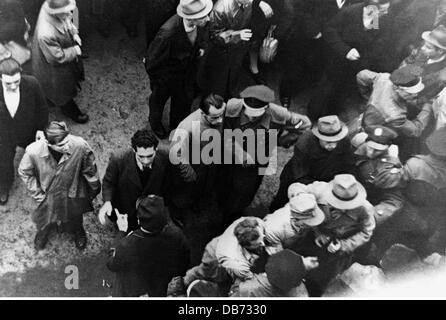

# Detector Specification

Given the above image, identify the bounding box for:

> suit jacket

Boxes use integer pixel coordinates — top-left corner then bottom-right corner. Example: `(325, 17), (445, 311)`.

(102, 148), (169, 231)
(0, 75), (48, 149)
(144, 14), (209, 84)
(107, 226), (190, 297)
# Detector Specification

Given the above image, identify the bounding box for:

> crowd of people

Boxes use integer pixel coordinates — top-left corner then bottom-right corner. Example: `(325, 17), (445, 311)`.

(1, 0), (446, 297)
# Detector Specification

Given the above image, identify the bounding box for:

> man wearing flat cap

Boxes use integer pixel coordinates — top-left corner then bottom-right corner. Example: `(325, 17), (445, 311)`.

(356, 65), (434, 141)
(18, 121), (101, 250)
(400, 24), (446, 105)
(352, 126), (404, 228)
(216, 85), (311, 228)
(144, 0), (213, 138)
(286, 175), (376, 296)
(107, 195), (190, 297)
(270, 115), (356, 212)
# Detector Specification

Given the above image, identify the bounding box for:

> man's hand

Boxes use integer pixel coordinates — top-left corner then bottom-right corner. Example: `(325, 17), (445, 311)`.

(115, 209), (128, 233)
(302, 256), (319, 271)
(35, 130), (45, 141)
(238, 29), (253, 41)
(179, 164), (197, 183)
(259, 1), (274, 18)
(314, 32), (322, 39)
(346, 48), (360, 61)
(315, 234), (331, 247)
(74, 45), (82, 56)
(327, 240), (341, 253)
(291, 114), (312, 130)
(99, 201), (113, 225)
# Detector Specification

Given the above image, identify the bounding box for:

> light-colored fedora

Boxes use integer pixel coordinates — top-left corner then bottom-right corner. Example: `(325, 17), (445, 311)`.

(312, 115), (348, 142)
(289, 193), (325, 227)
(325, 174), (367, 210)
(177, 0), (213, 20)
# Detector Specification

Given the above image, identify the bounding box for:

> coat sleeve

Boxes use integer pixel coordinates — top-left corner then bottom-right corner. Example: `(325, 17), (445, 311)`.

(18, 151), (45, 201)
(323, 8), (352, 58)
(338, 204), (376, 254)
(374, 188), (405, 226)
(81, 142), (101, 200)
(388, 102), (433, 137)
(38, 35), (78, 65)
(102, 153), (120, 203)
(144, 28), (172, 79)
(106, 232), (127, 272)
(32, 78), (49, 131)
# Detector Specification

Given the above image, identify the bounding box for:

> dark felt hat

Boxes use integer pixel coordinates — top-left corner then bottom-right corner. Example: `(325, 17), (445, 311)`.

(364, 125), (398, 150)
(265, 249), (306, 292)
(136, 195), (168, 233)
(240, 85), (275, 104)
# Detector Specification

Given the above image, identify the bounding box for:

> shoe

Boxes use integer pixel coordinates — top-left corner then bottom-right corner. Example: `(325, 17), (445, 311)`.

(281, 97), (291, 109)
(34, 230), (49, 251)
(74, 228), (87, 250)
(61, 101), (90, 124)
(0, 191), (8, 205)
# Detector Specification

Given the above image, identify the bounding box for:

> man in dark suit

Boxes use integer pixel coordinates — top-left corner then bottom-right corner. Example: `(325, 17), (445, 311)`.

(107, 195), (190, 297)
(307, 0), (395, 121)
(99, 129), (170, 232)
(0, 58), (48, 205)
(144, 0), (213, 138)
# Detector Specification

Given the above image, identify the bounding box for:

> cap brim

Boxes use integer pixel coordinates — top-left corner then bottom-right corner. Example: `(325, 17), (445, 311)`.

(312, 125), (348, 142)
(324, 181), (367, 210)
(177, 0), (213, 20)
(367, 140), (389, 151)
(422, 31), (446, 51)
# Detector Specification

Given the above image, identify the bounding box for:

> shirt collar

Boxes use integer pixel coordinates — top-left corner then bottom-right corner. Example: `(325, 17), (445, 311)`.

(183, 19), (197, 33)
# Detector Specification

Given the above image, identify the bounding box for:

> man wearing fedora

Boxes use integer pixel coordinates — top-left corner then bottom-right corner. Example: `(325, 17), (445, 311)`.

(356, 65), (434, 141)
(264, 192), (325, 255)
(216, 85), (311, 228)
(286, 174), (376, 296)
(400, 24), (446, 105)
(32, 0), (89, 124)
(144, 0), (213, 139)
(107, 195), (190, 297)
(270, 115), (356, 212)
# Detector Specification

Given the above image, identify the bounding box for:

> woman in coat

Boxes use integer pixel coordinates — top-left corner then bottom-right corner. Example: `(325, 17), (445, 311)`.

(31, 0), (88, 123)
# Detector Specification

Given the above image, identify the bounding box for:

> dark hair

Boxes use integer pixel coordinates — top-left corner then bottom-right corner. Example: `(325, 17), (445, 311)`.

(199, 93), (225, 115)
(0, 58), (22, 76)
(131, 129), (159, 150)
(234, 217), (261, 247)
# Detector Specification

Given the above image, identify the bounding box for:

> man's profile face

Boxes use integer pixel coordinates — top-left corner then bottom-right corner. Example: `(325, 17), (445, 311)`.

(190, 15), (210, 28)
(420, 41), (444, 59)
(243, 227), (265, 251)
(364, 141), (387, 159)
(135, 146), (156, 168)
(394, 85), (418, 101)
(1, 73), (21, 92)
(204, 104), (225, 126)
